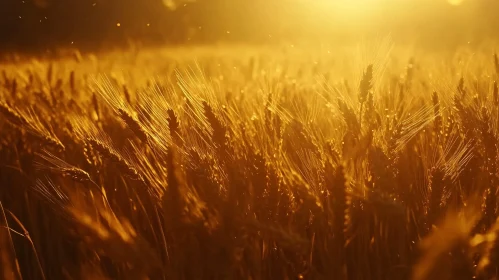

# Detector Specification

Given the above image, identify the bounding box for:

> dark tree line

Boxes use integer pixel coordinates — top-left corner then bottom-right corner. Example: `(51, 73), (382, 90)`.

(0, 0), (194, 52)
(0, 0), (307, 52)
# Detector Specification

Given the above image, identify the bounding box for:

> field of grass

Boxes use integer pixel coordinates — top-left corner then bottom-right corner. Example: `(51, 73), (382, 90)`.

(1, 43), (499, 280)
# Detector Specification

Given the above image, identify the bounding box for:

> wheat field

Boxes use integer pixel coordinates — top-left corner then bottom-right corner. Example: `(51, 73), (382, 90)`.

(1, 43), (499, 280)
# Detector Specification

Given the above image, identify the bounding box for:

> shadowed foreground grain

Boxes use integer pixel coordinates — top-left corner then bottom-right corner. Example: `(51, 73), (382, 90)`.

(1, 45), (499, 279)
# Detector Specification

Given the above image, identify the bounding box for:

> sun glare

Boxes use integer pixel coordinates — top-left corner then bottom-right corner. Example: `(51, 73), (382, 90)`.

(309, 0), (381, 13)
(303, 0), (390, 24)
(299, 0), (469, 28)
(448, 0), (464, 5)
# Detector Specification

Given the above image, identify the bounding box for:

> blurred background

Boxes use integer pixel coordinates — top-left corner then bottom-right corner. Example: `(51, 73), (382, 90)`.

(0, 0), (498, 53)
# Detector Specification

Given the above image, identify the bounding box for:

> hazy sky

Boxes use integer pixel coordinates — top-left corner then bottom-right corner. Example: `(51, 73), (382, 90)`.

(0, 0), (496, 51)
